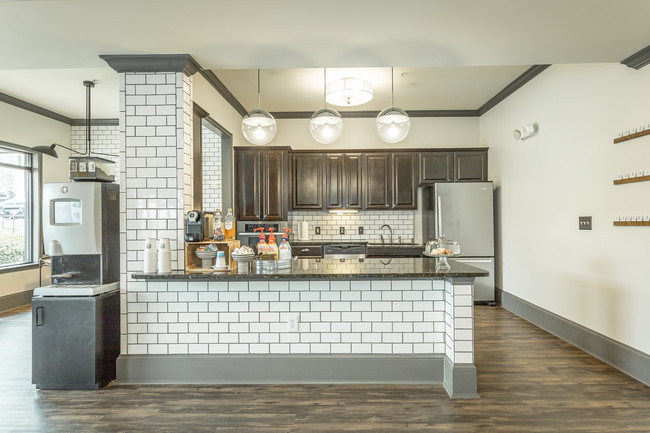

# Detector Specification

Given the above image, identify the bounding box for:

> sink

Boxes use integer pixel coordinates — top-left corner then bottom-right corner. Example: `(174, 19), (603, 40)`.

(365, 245), (424, 258)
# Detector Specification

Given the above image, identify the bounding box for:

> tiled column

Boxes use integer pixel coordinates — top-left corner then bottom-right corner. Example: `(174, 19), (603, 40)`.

(103, 54), (200, 354)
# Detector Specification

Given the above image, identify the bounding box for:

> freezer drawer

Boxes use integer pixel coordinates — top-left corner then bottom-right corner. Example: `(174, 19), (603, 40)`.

(32, 290), (120, 389)
(452, 257), (495, 303)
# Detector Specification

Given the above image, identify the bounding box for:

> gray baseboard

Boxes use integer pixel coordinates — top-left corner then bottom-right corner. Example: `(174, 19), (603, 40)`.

(0, 290), (33, 313)
(498, 288), (650, 387)
(117, 354), (444, 385)
(443, 357), (479, 399)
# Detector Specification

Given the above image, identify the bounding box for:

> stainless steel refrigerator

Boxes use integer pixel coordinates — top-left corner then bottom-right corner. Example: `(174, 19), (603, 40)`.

(422, 182), (495, 302)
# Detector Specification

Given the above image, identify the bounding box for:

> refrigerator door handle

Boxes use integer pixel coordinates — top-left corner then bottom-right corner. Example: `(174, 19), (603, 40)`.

(436, 195), (442, 238)
(35, 306), (44, 327)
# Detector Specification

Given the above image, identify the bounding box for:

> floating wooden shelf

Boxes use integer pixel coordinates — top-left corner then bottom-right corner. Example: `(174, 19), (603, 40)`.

(613, 128), (650, 143)
(613, 221), (650, 226)
(613, 175), (650, 185)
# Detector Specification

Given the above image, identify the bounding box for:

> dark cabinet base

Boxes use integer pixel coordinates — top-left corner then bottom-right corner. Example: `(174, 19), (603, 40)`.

(32, 290), (120, 390)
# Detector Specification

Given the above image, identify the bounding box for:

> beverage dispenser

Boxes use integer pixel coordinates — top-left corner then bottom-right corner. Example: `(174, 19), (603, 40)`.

(42, 182), (119, 285)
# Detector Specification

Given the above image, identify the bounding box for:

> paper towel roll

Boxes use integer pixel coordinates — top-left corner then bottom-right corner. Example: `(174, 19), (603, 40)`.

(143, 238), (157, 273)
(300, 221), (309, 241)
(157, 238), (171, 274)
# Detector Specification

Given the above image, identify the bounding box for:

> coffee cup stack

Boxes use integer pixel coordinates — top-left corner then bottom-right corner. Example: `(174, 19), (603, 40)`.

(143, 238), (157, 273)
(157, 238), (172, 274)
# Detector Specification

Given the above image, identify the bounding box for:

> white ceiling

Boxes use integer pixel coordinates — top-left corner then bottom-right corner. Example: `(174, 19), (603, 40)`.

(0, 0), (648, 119)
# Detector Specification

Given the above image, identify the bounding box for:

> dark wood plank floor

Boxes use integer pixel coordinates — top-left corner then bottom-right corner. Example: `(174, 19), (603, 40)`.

(1, 305), (649, 432)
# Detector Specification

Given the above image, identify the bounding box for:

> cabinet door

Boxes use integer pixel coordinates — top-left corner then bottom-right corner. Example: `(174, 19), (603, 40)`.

(454, 150), (487, 182)
(392, 152), (417, 209)
(235, 148), (261, 220)
(292, 153), (323, 210)
(262, 149), (289, 220)
(344, 154), (363, 209)
(324, 154), (344, 209)
(418, 151), (453, 185)
(363, 153), (392, 209)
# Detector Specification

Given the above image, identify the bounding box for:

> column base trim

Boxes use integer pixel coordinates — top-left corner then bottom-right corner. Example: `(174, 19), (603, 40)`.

(443, 357), (479, 399)
(498, 288), (650, 387)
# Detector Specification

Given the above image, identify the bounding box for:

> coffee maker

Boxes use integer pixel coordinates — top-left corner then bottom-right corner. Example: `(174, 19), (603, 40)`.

(185, 210), (204, 242)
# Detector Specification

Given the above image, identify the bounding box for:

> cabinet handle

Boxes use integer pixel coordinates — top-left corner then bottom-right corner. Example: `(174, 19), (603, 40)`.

(301, 248), (310, 252)
(35, 306), (44, 327)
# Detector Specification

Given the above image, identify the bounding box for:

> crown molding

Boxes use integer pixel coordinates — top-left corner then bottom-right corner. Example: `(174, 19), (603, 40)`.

(478, 65), (551, 116)
(270, 109), (479, 119)
(199, 70), (248, 117)
(70, 118), (119, 126)
(100, 54), (201, 75)
(621, 45), (650, 70)
(0, 91), (72, 124)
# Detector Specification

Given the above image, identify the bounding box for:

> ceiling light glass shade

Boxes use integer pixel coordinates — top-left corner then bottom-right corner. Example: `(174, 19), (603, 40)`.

(326, 77), (373, 106)
(242, 109), (277, 145)
(375, 107), (410, 143)
(309, 108), (343, 144)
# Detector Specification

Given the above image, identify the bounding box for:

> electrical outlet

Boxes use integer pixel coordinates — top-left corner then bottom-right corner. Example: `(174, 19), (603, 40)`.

(579, 216), (592, 230)
(358, 226), (364, 235)
(340, 227), (345, 235)
(315, 226), (321, 235)
(287, 313), (300, 332)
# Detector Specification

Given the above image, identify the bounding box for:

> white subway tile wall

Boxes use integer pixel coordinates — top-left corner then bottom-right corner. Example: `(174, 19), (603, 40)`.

(70, 125), (120, 183)
(124, 278), (473, 357)
(288, 210), (415, 243)
(444, 280), (474, 364)
(201, 124), (222, 212)
(119, 71), (194, 354)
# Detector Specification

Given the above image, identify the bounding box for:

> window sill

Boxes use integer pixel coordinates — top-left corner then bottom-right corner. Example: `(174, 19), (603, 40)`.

(0, 263), (39, 275)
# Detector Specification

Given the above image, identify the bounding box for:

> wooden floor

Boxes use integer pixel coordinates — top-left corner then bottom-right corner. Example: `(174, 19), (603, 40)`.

(1, 305), (649, 433)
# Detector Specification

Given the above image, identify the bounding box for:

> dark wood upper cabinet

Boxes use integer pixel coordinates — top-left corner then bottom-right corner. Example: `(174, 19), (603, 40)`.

(291, 153), (323, 210)
(325, 153), (362, 209)
(363, 153), (392, 209)
(454, 150), (487, 182)
(235, 147), (289, 221)
(392, 152), (417, 209)
(418, 151), (453, 185)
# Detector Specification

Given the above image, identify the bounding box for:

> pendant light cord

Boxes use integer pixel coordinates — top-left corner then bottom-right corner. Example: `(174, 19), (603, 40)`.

(391, 67), (395, 108)
(257, 69), (261, 110)
(323, 68), (327, 109)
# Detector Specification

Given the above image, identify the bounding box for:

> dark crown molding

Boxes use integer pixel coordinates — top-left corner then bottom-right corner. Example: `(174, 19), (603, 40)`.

(193, 103), (209, 119)
(0, 91), (72, 124)
(199, 70), (248, 117)
(271, 110), (479, 119)
(478, 65), (551, 116)
(70, 118), (119, 126)
(100, 54), (201, 75)
(621, 45), (650, 70)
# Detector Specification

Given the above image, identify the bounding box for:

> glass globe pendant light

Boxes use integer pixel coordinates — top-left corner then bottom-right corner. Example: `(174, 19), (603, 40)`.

(375, 67), (410, 144)
(309, 68), (343, 144)
(242, 69), (277, 145)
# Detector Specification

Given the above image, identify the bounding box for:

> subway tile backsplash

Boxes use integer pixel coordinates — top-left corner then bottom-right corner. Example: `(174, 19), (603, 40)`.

(288, 210), (416, 244)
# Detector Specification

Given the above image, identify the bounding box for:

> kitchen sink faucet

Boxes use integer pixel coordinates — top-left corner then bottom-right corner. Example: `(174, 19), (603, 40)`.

(379, 224), (393, 245)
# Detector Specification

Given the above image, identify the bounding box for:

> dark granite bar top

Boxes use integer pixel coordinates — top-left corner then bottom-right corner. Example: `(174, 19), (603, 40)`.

(132, 257), (488, 281)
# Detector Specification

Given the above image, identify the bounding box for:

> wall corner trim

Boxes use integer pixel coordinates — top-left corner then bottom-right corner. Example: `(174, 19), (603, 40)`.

(621, 44), (650, 70)
(100, 54), (202, 75)
(498, 289), (650, 387)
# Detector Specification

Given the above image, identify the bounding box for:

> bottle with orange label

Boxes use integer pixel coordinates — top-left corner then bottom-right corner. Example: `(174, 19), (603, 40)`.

(224, 208), (235, 241)
(254, 227), (267, 255)
(263, 228), (278, 260)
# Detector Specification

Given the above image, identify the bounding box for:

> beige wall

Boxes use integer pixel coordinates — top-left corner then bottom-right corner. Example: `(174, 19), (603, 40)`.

(481, 63), (650, 355)
(0, 102), (70, 300)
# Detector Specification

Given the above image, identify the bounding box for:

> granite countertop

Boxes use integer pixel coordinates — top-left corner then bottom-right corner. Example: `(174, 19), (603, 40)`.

(290, 241), (425, 249)
(132, 257), (488, 280)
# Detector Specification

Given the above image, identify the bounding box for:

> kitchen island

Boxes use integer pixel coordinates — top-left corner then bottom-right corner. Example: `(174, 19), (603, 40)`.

(123, 258), (486, 398)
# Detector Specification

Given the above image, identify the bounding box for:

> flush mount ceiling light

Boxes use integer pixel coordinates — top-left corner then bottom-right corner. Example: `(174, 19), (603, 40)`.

(242, 69), (277, 145)
(326, 77), (373, 107)
(309, 69), (343, 144)
(376, 67), (410, 144)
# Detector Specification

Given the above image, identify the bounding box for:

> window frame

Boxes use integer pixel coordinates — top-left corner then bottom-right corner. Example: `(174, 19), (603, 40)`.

(0, 140), (42, 274)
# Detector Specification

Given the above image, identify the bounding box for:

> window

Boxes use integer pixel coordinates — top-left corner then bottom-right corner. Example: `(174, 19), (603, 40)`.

(0, 141), (40, 269)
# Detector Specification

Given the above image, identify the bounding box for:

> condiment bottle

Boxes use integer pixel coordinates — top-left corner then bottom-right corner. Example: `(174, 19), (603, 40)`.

(264, 228), (278, 260)
(278, 228), (292, 261)
(254, 227), (267, 255)
(224, 208), (235, 241)
(213, 208), (225, 240)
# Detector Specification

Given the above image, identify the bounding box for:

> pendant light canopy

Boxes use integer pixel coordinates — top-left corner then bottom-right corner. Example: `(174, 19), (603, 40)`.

(309, 69), (343, 144)
(242, 70), (277, 145)
(376, 68), (410, 143)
